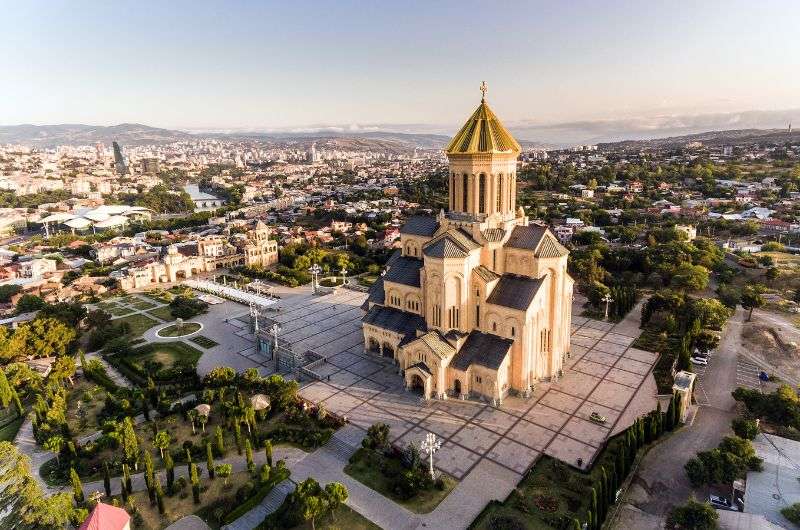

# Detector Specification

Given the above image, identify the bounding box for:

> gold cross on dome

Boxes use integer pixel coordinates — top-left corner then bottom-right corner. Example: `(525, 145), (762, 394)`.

(480, 81), (487, 101)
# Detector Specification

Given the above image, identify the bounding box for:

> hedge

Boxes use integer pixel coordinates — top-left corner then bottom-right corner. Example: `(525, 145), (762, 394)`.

(223, 466), (291, 524)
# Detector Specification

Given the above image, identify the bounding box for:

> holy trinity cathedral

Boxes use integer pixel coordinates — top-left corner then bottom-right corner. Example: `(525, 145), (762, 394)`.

(362, 87), (573, 404)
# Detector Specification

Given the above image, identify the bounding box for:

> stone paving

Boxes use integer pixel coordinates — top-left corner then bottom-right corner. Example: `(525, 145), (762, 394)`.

(284, 291), (659, 480)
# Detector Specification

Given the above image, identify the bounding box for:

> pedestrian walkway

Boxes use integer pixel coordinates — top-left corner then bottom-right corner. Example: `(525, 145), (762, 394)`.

(84, 351), (132, 388)
(221, 480), (294, 530)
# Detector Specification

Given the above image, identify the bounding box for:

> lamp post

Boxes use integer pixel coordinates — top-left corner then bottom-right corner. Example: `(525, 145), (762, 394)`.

(270, 323), (281, 353)
(309, 264), (322, 293)
(340, 268), (348, 286)
(420, 432), (442, 480)
(602, 293), (614, 321)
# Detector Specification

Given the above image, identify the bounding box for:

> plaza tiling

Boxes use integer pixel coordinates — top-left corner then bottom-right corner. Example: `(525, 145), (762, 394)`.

(271, 289), (661, 479)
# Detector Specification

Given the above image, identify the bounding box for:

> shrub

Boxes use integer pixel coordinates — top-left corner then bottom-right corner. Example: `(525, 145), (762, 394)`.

(781, 503), (800, 525)
(731, 418), (759, 440)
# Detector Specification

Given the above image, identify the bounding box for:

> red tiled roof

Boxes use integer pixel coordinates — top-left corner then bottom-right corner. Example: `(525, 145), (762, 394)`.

(79, 503), (130, 530)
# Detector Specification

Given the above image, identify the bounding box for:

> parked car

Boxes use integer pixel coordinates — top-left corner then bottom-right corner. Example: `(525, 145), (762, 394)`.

(590, 412), (607, 424)
(690, 356), (708, 366)
(709, 495), (734, 510)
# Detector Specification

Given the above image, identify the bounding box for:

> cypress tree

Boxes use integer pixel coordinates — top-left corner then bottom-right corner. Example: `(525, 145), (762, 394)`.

(144, 451), (155, 504)
(206, 442), (215, 479)
(656, 401), (663, 436)
(265, 439), (273, 467)
(103, 462), (111, 498)
(12, 389), (23, 416)
(186, 449), (192, 476)
(616, 446), (627, 482)
(215, 425), (225, 455)
(165, 451), (175, 495)
(598, 472), (607, 521)
(673, 393), (681, 426)
(245, 438), (254, 473)
(190, 463), (200, 504)
(590, 487), (598, 530)
(123, 463), (132, 493)
(120, 477), (129, 503)
(155, 479), (165, 514)
(573, 518), (582, 530)
(587, 511), (593, 530)
(142, 399), (150, 421)
(234, 422), (243, 455)
(639, 416), (646, 444)
(70, 467), (84, 504)
(0, 368), (12, 408)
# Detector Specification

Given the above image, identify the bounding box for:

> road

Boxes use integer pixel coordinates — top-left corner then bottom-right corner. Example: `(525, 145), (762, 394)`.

(611, 308), (744, 529)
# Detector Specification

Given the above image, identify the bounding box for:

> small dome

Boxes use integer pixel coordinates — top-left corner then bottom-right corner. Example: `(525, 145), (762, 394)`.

(194, 403), (211, 416)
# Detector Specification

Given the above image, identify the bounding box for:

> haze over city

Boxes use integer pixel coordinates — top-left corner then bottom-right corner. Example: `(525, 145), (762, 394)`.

(3, 0), (800, 143)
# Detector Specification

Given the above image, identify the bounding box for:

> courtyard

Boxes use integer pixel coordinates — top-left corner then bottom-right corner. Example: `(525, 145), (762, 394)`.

(267, 289), (661, 478)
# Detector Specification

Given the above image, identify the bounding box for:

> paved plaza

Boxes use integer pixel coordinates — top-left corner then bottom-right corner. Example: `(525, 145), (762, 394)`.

(279, 289), (660, 479)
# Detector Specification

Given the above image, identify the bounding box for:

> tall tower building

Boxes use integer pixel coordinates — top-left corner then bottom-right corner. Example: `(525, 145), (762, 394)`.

(361, 84), (574, 404)
(112, 141), (128, 176)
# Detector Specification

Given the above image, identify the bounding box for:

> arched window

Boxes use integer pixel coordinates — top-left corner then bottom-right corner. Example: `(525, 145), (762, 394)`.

(462, 174), (468, 211)
(497, 175), (503, 211)
(479, 174), (486, 213)
(450, 173), (456, 210)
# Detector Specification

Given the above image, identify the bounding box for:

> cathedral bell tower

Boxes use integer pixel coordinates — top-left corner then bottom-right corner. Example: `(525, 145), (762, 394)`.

(445, 82), (521, 224)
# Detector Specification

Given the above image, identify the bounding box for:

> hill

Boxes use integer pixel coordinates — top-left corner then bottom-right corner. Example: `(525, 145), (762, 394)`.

(599, 128), (800, 150)
(0, 123), (192, 147)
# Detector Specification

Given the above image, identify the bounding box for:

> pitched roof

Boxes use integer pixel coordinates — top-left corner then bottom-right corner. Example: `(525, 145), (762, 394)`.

(451, 331), (513, 371)
(486, 273), (545, 311)
(400, 215), (440, 237)
(481, 228), (505, 242)
(79, 503), (130, 530)
(505, 225), (547, 250)
(362, 275), (385, 309)
(411, 331), (456, 358)
(362, 305), (426, 337)
(446, 100), (522, 156)
(423, 228), (481, 259)
(473, 265), (500, 283)
(534, 234), (569, 258)
(383, 256), (423, 287)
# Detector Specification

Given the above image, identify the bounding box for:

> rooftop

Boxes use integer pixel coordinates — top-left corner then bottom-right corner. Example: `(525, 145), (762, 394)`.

(486, 273), (545, 311)
(451, 330), (513, 371)
(446, 96), (521, 156)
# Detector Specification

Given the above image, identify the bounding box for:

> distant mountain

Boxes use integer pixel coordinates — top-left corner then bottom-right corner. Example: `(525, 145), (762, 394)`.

(505, 109), (800, 147)
(599, 128), (800, 150)
(0, 123), (192, 147)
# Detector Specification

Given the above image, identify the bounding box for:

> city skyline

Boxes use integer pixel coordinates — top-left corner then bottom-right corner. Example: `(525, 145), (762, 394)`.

(2, 0), (799, 133)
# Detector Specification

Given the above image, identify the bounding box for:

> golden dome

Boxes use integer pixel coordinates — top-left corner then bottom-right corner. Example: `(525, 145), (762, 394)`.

(446, 93), (521, 156)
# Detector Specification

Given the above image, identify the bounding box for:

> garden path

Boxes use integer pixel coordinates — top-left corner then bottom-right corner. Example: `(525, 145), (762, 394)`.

(83, 351), (133, 389)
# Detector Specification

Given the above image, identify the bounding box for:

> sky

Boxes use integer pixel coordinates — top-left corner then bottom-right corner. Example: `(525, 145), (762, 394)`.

(2, 0), (799, 132)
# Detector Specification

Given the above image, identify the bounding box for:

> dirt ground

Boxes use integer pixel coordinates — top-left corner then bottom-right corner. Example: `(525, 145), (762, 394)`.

(740, 309), (800, 386)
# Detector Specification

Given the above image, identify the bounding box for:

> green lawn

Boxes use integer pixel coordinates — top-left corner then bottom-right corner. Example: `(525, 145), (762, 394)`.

(344, 448), (456, 513)
(129, 299), (157, 310)
(158, 322), (202, 337)
(291, 506), (380, 530)
(147, 305), (176, 322)
(108, 306), (134, 317)
(96, 300), (119, 311)
(113, 312), (159, 337)
(190, 335), (219, 349)
(130, 341), (204, 371)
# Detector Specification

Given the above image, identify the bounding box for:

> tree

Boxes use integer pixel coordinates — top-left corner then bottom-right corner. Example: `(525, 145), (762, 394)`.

(265, 439), (273, 467)
(693, 330), (720, 354)
(144, 450), (155, 504)
(363, 423), (390, 450)
(0, 368), (12, 408)
(302, 494), (326, 530)
(234, 422), (243, 455)
(154, 430), (171, 460)
(206, 442), (215, 479)
(164, 451), (175, 494)
(731, 418), (759, 440)
(187, 409), (198, 435)
(70, 467), (84, 504)
(103, 462), (111, 498)
(15, 294), (46, 314)
(215, 463), (232, 486)
(155, 478), (165, 514)
(245, 438), (255, 473)
(121, 417), (139, 469)
(198, 411), (208, 433)
(215, 425), (225, 455)
(590, 487), (598, 530)
(741, 284), (766, 321)
(43, 434), (64, 465)
(670, 263), (710, 292)
(666, 499), (719, 530)
(782, 503), (800, 526)
(190, 463), (201, 504)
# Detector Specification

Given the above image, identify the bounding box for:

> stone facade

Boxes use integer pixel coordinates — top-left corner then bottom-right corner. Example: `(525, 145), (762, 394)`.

(362, 94), (573, 404)
(118, 221), (278, 289)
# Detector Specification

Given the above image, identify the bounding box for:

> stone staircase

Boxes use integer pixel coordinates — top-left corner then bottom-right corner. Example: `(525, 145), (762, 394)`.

(324, 424), (364, 461)
(221, 479), (294, 530)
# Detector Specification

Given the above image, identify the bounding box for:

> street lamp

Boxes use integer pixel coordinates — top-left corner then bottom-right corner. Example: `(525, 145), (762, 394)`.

(420, 432), (442, 480)
(340, 268), (348, 286)
(308, 264), (322, 293)
(602, 293), (614, 321)
(270, 323), (281, 352)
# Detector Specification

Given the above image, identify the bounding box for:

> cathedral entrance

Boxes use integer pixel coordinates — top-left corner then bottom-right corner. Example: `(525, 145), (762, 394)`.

(453, 379), (462, 396)
(410, 375), (425, 394)
(382, 343), (394, 359)
(367, 338), (380, 355)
